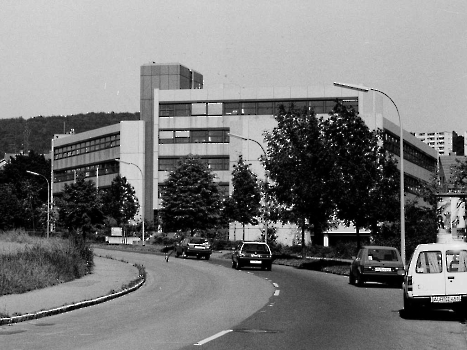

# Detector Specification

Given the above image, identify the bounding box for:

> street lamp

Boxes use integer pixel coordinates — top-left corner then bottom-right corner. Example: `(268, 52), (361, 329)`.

(26, 170), (50, 239)
(228, 133), (269, 243)
(333, 82), (406, 264)
(115, 159), (145, 246)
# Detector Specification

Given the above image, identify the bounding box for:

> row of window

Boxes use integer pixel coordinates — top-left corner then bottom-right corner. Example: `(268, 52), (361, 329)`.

(384, 132), (437, 172)
(54, 162), (119, 183)
(159, 99), (358, 117)
(54, 134), (120, 160)
(158, 182), (229, 198)
(159, 157), (230, 171)
(159, 129), (229, 144)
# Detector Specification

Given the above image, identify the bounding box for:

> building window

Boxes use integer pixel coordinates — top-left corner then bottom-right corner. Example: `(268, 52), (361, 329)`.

(159, 128), (229, 144)
(208, 103), (223, 116)
(224, 102), (241, 115)
(158, 156), (229, 171)
(241, 102), (256, 115)
(192, 103), (207, 115)
(54, 133), (120, 160)
(53, 161), (119, 183)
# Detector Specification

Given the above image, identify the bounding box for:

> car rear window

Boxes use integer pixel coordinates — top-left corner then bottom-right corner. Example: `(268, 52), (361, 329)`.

(242, 244), (270, 253)
(416, 251), (442, 273)
(446, 250), (467, 273)
(189, 238), (208, 244)
(367, 248), (398, 262)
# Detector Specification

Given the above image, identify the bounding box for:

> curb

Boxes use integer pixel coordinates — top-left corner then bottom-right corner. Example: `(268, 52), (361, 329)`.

(0, 272), (145, 326)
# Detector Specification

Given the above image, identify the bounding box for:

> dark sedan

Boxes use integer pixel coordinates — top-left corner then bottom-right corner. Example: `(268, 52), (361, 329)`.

(349, 245), (405, 287)
(232, 241), (273, 271)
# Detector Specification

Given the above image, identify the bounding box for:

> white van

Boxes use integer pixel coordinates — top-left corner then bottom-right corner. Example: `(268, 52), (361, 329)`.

(403, 241), (467, 314)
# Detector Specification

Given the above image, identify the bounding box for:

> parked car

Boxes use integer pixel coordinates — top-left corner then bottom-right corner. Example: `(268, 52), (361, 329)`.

(174, 237), (212, 260)
(349, 245), (405, 287)
(403, 241), (467, 315)
(231, 242), (273, 271)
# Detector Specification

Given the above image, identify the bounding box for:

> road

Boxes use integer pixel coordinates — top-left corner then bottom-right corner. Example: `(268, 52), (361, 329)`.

(2, 249), (467, 350)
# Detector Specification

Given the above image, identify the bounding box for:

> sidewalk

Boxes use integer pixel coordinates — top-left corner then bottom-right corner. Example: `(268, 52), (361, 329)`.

(0, 255), (142, 324)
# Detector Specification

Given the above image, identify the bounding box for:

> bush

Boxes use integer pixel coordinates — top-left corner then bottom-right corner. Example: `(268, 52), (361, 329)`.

(0, 234), (94, 296)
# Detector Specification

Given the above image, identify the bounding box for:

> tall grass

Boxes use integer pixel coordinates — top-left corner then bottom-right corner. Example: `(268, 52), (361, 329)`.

(0, 230), (94, 296)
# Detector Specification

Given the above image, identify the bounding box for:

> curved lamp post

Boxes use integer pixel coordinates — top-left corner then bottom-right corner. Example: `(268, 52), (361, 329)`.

(26, 170), (50, 239)
(333, 82), (405, 264)
(115, 159), (145, 246)
(228, 133), (269, 243)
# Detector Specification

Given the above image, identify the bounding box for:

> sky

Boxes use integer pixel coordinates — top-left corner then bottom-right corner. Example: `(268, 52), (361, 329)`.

(1, 0), (466, 133)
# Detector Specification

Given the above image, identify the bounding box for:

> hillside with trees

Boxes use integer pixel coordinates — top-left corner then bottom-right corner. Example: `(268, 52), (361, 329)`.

(0, 112), (140, 157)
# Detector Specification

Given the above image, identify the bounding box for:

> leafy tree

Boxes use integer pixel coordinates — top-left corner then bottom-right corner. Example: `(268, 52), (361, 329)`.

(0, 184), (23, 230)
(0, 151), (51, 231)
(101, 175), (140, 227)
(448, 158), (467, 192)
(322, 102), (399, 249)
(57, 172), (103, 242)
(160, 155), (222, 235)
(263, 104), (335, 251)
(227, 155), (261, 240)
(375, 198), (437, 260)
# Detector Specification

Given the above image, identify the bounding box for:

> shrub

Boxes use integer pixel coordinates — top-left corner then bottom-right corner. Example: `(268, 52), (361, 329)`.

(0, 234), (93, 296)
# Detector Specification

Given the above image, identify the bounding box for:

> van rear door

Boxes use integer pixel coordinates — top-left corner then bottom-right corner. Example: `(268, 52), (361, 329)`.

(411, 250), (445, 297)
(445, 249), (467, 296)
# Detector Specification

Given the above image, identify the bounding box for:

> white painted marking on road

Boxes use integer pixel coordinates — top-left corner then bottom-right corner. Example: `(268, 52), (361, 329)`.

(272, 282), (279, 288)
(274, 290), (280, 296)
(194, 330), (233, 346)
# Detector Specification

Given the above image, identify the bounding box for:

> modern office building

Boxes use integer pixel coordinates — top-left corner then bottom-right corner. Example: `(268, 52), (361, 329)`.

(52, 62), (438, 245)
(414, 131), (459, 156)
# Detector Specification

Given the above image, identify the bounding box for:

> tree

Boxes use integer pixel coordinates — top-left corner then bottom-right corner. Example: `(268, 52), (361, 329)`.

(448, 158), (467, 192)
(160, 155), (222, 235)
(0, 151), (51, 231)
(227, 155), (261, 240)
(321, 102), (400, 249)
(57, 172), (103, 242)
(0, 184), (23, 230)
(263, 104), (335, 251)
(101, 175), (140, 227)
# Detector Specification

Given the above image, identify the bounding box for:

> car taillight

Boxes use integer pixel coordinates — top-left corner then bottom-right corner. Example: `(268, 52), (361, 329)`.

(406, 275), (413, 291)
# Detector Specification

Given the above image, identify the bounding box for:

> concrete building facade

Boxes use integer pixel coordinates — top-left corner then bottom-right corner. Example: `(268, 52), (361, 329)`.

(52, 62), (438, 245)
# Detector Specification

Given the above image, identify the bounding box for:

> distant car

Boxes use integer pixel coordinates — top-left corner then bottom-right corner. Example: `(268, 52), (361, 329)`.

(174, 237), (212, 260)
(349, 245), (405, 287)
(232, 242), (273, 271)
(403, 241), (467, 315)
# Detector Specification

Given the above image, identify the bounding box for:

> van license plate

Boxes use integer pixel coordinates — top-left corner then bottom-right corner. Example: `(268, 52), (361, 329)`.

(431, 296), (461, 303)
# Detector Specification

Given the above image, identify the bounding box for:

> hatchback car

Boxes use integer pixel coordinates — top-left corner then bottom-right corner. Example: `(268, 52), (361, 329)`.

(349, 245), (405, 287)
(174, 237), (212, 260)
(403, 242), (467, 315)
(231, 242), (273, 271)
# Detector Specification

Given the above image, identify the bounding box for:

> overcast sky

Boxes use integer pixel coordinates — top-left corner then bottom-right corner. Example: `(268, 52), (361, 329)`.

(1, 0), (466, 133)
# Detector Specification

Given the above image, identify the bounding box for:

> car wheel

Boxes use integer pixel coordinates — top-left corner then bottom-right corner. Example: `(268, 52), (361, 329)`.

(175, 250), (180, 258)
(232, 260), (236, 269)
(266, 263), (272, 271)
(235, 261), (241, 270)
(403, 293), (416, 317)
(355, 273), (364, 287)
(349, 270), (355, 285)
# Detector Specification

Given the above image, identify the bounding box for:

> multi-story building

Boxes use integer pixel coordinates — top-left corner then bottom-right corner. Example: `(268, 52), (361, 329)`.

(52, 62), (438, 245)
(414, 131), (457, 156)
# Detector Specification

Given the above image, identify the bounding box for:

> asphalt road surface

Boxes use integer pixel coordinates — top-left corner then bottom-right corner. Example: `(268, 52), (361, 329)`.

(2, 249), (467, 350)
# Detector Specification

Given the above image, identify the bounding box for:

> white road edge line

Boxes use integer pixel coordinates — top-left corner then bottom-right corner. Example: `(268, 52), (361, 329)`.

(194, 330), (233, 346)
